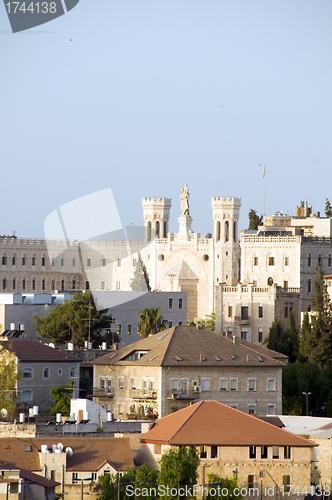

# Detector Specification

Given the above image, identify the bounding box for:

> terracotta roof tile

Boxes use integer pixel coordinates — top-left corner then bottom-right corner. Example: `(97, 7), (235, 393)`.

(141, 400), (316, 447)
(0, 437), (133, 472)
(94, 326), (285, 367)
(1, 340), (80, 363)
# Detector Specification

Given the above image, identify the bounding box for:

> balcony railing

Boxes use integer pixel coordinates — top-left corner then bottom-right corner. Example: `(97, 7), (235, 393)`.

(92, 387), (114, 398)
(167, 389), (198, 400)
(235, 316), (250, 325)
(129, 389), (157, 399)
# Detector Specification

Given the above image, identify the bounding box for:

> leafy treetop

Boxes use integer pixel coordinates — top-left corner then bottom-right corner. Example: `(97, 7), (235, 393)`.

(34, 292), (113, 348)
(130, 255), (151, 292)
(0, 345), (21, 418)
(325, 198), (332, 217)
(248, 209), (263, 230)
(138, 308), (167, 338)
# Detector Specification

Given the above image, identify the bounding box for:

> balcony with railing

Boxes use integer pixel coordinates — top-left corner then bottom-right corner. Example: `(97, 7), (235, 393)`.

(129, 388), (157, 399)
(167, 389), (198, 400)
(92, 387), (114, 398)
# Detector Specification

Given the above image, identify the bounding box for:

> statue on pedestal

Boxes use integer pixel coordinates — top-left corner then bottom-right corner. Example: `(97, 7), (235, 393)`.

(180, 184), (190, 216)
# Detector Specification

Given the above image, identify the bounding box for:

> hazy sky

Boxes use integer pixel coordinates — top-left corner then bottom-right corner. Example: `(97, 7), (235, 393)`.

(1, 0), (332, 239)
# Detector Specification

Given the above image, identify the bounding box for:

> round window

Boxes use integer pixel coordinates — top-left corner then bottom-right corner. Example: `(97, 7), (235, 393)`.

(203, 254), (209, 262)
(158, 254), (164, 261)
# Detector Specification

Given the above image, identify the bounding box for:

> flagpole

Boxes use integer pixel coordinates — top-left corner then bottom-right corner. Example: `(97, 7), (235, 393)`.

(263, 164), (266, 218)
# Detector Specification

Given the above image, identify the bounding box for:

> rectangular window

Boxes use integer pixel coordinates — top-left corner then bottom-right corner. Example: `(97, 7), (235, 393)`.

(100, 379), (105, 389)
(32, 279), (36, 291)
(101, 280), (105, 290)
(12, 278), (16, 290)
(171, 379), (178, 391)
(72, 258), (76, 266)
(22, 279), (26, 290)
(241, 331), (247, 340)
(22, 256), (26, 266)
(268, 379), (276, 391)
(258, 306), (263, 318)
(154, 444), (161, 454)
(42, 257), (46, 266)
(102, 258), (106, 267)
(42, 279), (45, 291)
(61, 258), (64, 266)
(72, 473), (78, 484)
(220, 379), (227, 391)
(169, 298), (173, 309)
(248, 405), (255, 415)
(32, 256), (35, 266)
(230, 379), (238, 391)
(200, 446), (207, 459)
(131, 378), (136, 389)
(283, 475), (291, 493)
(168, 321), (173, 328)
(241, 306), (248, 320)
(91, 473), (97, 481)
(87, 258), (91, 267)
(202, 379), (210, 392)
(261, 446), (268, 459)
(107, 379), (112, 393)
(285, 306), (288, 318)
(249, 446), (256, 459)
(117, 258), (121, 267)
(12, 256), (16, 266)
(119, 377), (124, 389)
(268, 405), (275, 415)
(52, 279), (55, 291)
(211, 446), (218, 459)
(51, 470), (56, 481)
(9, 483), (18, 494)
(72, 280), (76, 290)
(248, 379), (255, 391)
(228, 305), (233, 317)
(253, 256), (258, 266)
(51, 258), (55, 266)
(284, 446), (291, 459)
(149, 379), (154, 390)
(61, 279), (64, 291)
(86, 280), (90, 290)
(179, 298), (183, 309)
(284, 256), (289, 266)
(127, 324), (132, 335)
(268, 256), (275, 266)
(273, 446), (279, 459)
(258, 330), (263, 343)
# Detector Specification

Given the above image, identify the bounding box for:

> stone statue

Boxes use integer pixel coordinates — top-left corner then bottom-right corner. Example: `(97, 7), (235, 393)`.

(180, 184), (190, 216)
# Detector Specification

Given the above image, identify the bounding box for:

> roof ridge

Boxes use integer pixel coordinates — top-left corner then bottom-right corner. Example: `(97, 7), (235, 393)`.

(168, 401), (205, 443)
(159, 326), (176, 366)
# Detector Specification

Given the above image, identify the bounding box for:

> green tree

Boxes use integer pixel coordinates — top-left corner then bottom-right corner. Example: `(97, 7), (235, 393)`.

(130, 255), (151, 291)
(138, 308), (167, 338)
(206, 473), (243, 500)
(282, 362), (331, 416)
(248, 209), (263, 230)
(298, 264), (332, 367)
(34, 292), (113, 348)
(263, 311), (299, 362)
(97, 465), (159, 500)
(325, 198), (332, 217)
(49, 381), (74, 416)
(0, 345), (21, 418)
(97, 474), (118, 500)
(204, 312), (215, 331)
(156, 446), (200, 500)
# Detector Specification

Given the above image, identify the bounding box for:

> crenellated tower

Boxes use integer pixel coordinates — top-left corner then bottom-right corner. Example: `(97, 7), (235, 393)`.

(142, 197), (172, 241)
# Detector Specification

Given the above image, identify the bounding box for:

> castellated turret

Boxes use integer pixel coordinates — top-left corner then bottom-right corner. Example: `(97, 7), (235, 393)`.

(142, 198), (172, 241)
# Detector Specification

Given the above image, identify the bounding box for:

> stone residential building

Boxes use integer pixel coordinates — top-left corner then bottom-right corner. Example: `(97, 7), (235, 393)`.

(0, 468), (59, 500)
(138, 400), (316, 498)
(92, 325), (286, 419)
(215, 283), (301, 343)
(0, 340), (80, 413)
(0, 437), (133, 500)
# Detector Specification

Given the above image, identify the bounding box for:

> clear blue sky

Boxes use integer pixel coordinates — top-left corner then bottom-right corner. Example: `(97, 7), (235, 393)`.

(1, 0), (332, 238)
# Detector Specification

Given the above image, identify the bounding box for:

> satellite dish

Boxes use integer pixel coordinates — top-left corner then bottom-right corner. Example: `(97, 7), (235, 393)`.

(49, 343), (55, 349)
(1, 408), (8, 418)
(65, 447), (74, 457)
(57, 443), (64, 450)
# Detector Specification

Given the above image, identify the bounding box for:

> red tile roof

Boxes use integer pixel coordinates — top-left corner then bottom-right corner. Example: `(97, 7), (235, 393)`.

(1, 340), (79, 363)
(94, 326), (285, 367)
(0, 437), (133, 472)
(141, 400), (315, 447)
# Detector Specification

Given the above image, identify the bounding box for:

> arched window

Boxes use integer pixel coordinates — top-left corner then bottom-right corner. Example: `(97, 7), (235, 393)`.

(21, 390), (32, 402)
(32, 254), (36, 266)
(61, 278), (65, 291)
(283, 279), (288, 290)
(12, 277), (16, 290)
(32, 278), (36, 291)
(163, 220), (167, 238)
(308, 254), (312, 267)
(2, 277), (7, 290)
(22, 278), (26, 291)
(41, 254), (46, 267)
(22, 254), (26, 266)
(308, 304), (311, 311)
(328, 254), (332, 267)
(253, 254), (258, 267)
(155, 221), (160, 238)
(308, 279), (311, 293)
(72, 276), (77, 290)
(51, 278), (55, 291)
(216, 221), (221, 242)
(267, 277), (274, 286)
(225, 221), (229, 242)
(233, 221), (236, 242)
(284, 253), (289, 267)
(101, 256), (106, 267)
(2, 254), (7, 266)
(116, 279), (121, 291)
(318, 254), (322, 265)
(86, 256), (91, 267)
(101, 280), (105, 290)
(43, 367), (50, 379)
(70, 367), (75, 378)
(22, 368), (32, 379)
(252, 278), (258, 287)
(12, 254), (17, 266)
(42, 278), (46, 291)
(268, 253), (275, 266)
(147, 221), (152, 242)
